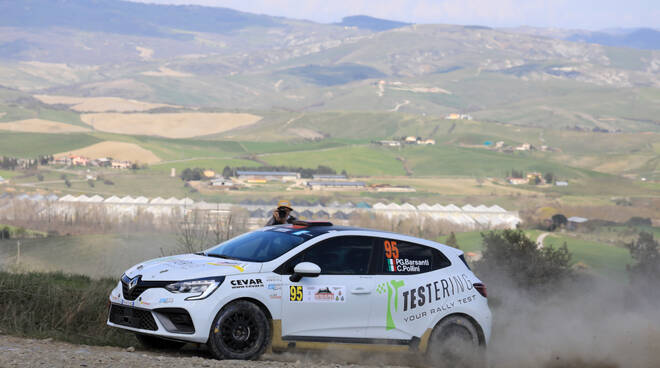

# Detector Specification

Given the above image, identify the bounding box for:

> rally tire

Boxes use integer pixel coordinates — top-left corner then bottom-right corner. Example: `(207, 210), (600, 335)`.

(208, 300), (271, 360)
(135, 334), (186, 350)
(426, 315), (484, 368)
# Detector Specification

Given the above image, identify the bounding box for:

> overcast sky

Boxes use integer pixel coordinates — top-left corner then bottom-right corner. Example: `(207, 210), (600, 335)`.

(131, 0), (658, 30)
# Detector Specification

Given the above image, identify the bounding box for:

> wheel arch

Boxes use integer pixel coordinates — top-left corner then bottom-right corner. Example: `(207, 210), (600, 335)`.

(227, 297), (274, 321)
(425, 312), (486, 350)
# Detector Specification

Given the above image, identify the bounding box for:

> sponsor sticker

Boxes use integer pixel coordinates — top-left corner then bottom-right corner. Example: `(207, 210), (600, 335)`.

(288, 285), (346, 303)
(230, 278), (264, 289)
(383, 240), (430, 273)
(207, 261), (247, 272)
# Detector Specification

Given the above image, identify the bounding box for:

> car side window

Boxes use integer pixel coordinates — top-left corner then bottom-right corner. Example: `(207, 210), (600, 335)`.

(377, 238), (451, 274)
(279, 236), (375, 275)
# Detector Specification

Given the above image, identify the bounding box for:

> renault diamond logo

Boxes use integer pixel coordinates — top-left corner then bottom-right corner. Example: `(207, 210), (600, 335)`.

(128, 276), (140, 291)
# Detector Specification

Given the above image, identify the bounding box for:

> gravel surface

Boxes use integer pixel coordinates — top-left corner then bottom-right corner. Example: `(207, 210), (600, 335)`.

(0, 335), (413, 368)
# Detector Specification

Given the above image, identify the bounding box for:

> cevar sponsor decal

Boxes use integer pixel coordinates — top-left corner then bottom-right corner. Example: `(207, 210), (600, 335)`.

(230, 279), (264, 289)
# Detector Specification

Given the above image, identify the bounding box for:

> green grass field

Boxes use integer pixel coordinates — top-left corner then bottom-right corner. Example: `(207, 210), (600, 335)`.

(261, 145), (407, 176)
(543, 233), (632, 281)
(0, 169), (19, 179)
(0, 132), (102, 157)
(439, 230), (634, 281)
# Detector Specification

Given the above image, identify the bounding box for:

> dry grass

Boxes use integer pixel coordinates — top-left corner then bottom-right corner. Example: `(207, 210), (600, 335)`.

(80, 112), (262, 138)
(0, 119), (90, 133)
(55, 141), (161, 164)
(33, 95), (180, 113)
(377, 177), (537, 196)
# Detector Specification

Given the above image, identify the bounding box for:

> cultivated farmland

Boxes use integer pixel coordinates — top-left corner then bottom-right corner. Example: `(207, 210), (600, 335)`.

(0, 119), (90, 133)
(55, 141), (161, 164)
(80, 112), (263, 138)
(34, 95), (181, 113)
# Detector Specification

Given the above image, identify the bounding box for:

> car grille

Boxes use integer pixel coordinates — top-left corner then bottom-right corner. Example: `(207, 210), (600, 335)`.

(108, 304), (158, 331)
(121, 274), (170, 301)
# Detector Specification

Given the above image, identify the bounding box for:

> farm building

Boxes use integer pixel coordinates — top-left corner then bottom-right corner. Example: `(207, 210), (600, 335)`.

(306, 181), (366, 190)
(567, 216), (588, 230)
(211, 178), (235, 187)
(237, 171), (300, 181)
(312, 174), (347, 180)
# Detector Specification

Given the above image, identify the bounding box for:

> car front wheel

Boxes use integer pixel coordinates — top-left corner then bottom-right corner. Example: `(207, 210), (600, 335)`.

(426, 315), (484, 368)
(208, 300), (271, 360)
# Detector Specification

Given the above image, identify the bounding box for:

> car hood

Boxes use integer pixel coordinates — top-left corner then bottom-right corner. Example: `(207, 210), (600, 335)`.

(123, 254), (261, 281)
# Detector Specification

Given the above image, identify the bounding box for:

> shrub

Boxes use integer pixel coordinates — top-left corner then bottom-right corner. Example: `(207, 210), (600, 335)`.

(445, 231), (459, 249)
(475, 230), (573, 291)
(0, 271), (135, 346)
(626, 232), (660, 300)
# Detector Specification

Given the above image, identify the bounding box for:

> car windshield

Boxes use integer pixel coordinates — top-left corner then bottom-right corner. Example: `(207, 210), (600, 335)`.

(204, 228), (315, 262)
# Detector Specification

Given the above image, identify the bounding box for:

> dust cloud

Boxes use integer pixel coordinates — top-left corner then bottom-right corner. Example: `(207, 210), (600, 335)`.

(484, 274), (660, 368)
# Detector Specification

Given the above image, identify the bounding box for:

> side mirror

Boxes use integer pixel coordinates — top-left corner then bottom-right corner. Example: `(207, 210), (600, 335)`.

(290, 262), (321, 282)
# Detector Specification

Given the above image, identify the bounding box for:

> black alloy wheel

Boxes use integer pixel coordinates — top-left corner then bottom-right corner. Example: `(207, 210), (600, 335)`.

(208, 300), (271, 360)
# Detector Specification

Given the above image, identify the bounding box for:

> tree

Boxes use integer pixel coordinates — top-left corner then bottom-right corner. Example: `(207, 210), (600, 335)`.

(222, 166), (232, 179)
(551, 214), (567, 230)
(174, 210), (211, 254)
(64, 179), (71, 188)
(626, 232), (660, 300)
(445, 232), (459, 249)
(0, 226), (10, 240)
(544, 172), (554, 184)
(475, 230), (572, 290)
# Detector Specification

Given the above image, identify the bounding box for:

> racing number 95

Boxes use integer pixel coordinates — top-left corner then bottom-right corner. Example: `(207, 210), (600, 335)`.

(384, 240), (399, 259)
(289, 285), (303, 302)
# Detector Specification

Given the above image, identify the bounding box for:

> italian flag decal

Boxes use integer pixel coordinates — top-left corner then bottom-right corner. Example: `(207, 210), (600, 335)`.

(387, 258), (396, 272)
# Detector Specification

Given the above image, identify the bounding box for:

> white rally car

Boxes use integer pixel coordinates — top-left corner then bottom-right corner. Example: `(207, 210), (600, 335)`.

(107, 221), (491, 364)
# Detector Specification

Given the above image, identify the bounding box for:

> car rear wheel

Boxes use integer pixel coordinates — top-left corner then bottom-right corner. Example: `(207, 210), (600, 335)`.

(208, 300), (271, 360)
(426, 315), (484, 368)
(135, 333), (186, 350)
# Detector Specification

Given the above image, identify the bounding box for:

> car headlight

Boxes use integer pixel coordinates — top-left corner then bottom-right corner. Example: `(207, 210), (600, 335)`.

(165, 276), (225, 301)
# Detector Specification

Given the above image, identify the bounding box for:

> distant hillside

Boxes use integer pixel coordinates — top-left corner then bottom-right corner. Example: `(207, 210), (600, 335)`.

(0, 1), (659, 133)
(567, 28), (660, 50)
(0, 0), (280, 38)
(336, 15), (411, 31)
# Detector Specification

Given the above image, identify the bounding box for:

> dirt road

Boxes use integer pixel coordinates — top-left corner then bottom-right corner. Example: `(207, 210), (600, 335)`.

(0, 334), (409, 368)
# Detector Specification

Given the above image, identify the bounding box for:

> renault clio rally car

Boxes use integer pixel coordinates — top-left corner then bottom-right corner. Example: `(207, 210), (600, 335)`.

(107, 221), (491, 364)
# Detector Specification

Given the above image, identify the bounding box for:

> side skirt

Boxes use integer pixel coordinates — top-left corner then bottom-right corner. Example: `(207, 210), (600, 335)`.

(269, 320), (432, 353)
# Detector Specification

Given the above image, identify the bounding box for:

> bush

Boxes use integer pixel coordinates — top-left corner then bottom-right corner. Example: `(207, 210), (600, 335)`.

(0, 226), (10, 240)
(0, 271), (135, 346)
(445, 231), (459, 249)
(625, 217), (652, 227)
(475, 230), (573, 291)
(626, 232), (660, 300)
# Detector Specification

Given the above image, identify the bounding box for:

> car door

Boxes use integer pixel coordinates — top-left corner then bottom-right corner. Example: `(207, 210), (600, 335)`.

(279, 235), (376, 340)
(366, 237), (453, 340)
